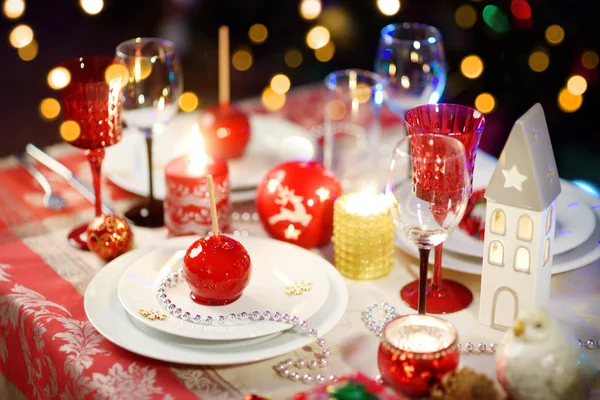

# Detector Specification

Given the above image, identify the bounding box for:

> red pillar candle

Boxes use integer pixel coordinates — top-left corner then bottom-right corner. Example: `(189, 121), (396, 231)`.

(164, 124), (232, 236)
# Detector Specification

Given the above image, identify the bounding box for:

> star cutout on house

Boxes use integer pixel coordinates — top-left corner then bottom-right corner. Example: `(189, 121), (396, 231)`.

(530, 130), (539, 139)
(502, 165), (528, 191)
(284, 224), (301, 240)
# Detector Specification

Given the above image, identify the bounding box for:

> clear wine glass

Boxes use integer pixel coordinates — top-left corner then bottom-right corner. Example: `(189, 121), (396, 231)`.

(374, 23), (446, 116)
(115, 37), (183, 227)
(386, 134), (470, 314)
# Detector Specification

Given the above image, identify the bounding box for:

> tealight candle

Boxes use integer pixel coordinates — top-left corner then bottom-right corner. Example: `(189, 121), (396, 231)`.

(378, 315), (460, 397)
(164, 123), (231, 236)
(333, 191), (394, 280)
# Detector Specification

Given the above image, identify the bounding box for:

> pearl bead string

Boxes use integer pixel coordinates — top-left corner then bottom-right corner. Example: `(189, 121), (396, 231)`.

(156, 269), (336, 384)
(362, 303), (599, 352)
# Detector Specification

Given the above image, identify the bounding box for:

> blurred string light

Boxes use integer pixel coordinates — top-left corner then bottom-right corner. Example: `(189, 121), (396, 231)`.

(232, 49), (253, 71)
(567, 75), (587, 95)
(460, 55), (484, 79)
(528, 50), (549, 72)
(17, 39), (37, 61)
(9, 24), (33, 48)
(315, 41), (335, 62)
(299, 0), (321, 20)
(132, 58), (152, 81)
(581, 50), (599, 69)
(104, 64), (129, 87)
(325, 99), (347, 120)
(558, 88), (582, 113)
(377, 0), (401, 16)
(455, 4), (477, 29)
(3, 0), (25, 19)
(545, 25), (565, 45)
(80, 0), (104, 15)
(60, 120), (81, 142)
(482, 5), (510, 33)
(248, 24), (268, 44)
(475, 92), (496, 113)
(306, 26), (330, 50)
(47, 67), (71, 90)
(270, 74), (291, 95)
(318, 6), (352, 44)
(285, 49), (303, 68)
(39, 98), (61, 121)
(178, 92), (199, 112)
(261, 87), (286, 111)
(510, 0), (531, 20)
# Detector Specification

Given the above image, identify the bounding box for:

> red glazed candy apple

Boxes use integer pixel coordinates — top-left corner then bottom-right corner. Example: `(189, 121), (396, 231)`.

(183, 235), (252, 306)
(199, 104), (251, 159)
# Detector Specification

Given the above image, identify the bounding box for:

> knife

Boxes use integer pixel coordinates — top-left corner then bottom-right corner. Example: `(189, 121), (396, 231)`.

(25, 144), (116, 215)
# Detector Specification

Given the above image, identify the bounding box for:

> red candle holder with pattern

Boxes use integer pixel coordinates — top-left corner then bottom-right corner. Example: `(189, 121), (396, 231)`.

(378, 315), (459, 397)
(164, 124), (231, 236)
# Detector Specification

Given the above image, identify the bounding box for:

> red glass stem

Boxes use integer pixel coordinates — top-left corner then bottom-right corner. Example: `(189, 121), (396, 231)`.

(143, 129), (155, 203)
(85, 148), (105, 217)
(418, 247), (430, 314)
(432, 243), (443, 289)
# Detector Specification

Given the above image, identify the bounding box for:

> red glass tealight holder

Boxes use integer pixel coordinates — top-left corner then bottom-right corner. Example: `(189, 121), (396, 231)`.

(378, 314), (459, 397)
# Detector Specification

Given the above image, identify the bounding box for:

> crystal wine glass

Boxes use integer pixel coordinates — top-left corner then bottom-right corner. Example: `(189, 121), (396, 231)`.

(374, 23), (446, 116)
(115, 37), (183, 227)
(405, 104), (485, 313)
(59, 56), (123, 250)
(386, 134), (470, 314)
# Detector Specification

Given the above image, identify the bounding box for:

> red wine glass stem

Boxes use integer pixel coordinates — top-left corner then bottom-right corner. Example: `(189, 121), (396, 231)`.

(142, 128), (155, 203)
(432, 243), (444, 290)
(85, 148), (105, 217)
(418, 247), (430, 314)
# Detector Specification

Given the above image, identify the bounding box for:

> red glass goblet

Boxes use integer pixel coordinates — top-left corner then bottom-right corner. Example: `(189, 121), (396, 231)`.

(59, 56), (123, 250)
(403, 104), (485, 314)
(378, 314), (459, 397)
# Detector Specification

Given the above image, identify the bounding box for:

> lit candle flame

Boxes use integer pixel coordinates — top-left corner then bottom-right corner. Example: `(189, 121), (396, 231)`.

(188, 123), (208, 174)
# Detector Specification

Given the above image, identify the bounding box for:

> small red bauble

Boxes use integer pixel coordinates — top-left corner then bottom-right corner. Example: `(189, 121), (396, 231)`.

(183, 235), (252, 306)
(256, 161), (342, 249)
(199, 104), (251, 159)
(87, 214), (134, 261)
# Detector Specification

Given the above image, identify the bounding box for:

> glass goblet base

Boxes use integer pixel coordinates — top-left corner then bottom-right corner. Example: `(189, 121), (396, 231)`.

(125, 199), (164, 228)
(68, 223), (90, 251)
(400, 279), (473, 314)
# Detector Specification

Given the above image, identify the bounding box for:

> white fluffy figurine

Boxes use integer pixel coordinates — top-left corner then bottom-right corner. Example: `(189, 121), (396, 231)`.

(495, 308), (597, 400)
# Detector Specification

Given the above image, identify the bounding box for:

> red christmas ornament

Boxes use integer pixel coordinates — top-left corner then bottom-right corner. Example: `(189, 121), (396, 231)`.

(256, 161), (342, 249)
(87, 214), (134, 261)
(199, 104), (251, 159)
(183, 235), (252, 306)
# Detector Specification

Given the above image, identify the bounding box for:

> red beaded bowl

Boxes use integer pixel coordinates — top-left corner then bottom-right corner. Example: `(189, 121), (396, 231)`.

(377, 315), (459, 397)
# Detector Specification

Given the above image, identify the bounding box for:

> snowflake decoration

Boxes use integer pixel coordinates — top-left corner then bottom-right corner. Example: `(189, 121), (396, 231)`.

(285, 280), (313, 296)
(139, 309), (167, 321)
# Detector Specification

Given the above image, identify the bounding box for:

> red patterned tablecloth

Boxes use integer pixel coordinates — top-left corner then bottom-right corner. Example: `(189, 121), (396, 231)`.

(0, 87), (598, 400)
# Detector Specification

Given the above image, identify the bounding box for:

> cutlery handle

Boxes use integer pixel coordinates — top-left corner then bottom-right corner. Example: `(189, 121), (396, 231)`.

(18, 154), (52, 195)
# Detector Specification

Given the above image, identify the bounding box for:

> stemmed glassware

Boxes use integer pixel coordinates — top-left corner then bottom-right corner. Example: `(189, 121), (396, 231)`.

(405, 104), (485, 313)
(386, 134), (470, 314)
(374, 23), (446, 117)
(59, 56), (123, 250)
(115, 37), (183, 227)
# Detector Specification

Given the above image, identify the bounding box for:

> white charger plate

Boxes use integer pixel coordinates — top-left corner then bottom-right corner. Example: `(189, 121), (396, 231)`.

(84, 243), (348, 365)
(103, 113), (315, 203)
(117, 236), (330, 341)
(396, 182), (600, 275)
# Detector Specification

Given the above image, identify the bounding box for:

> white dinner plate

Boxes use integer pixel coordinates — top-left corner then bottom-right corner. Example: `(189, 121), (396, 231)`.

(104, 113), (315, 203)
(396, 182), (600, 275)
(84, 244), (348, 365)
(117, 236), (330, 341)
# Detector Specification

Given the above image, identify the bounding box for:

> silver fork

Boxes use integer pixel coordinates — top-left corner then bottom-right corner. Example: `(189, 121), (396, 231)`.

(18, 153), (68, 210)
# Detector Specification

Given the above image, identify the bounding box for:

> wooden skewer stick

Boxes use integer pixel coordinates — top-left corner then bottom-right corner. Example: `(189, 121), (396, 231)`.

(218, 25), (230, 106)
(207, 174), (220, 242)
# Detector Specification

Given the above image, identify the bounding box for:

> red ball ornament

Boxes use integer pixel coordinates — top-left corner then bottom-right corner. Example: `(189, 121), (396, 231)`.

(199, 104), (251, 159)
(257, 161), (342, 249)
(87, 214), (134, 261)
(183, 235), (252, 306)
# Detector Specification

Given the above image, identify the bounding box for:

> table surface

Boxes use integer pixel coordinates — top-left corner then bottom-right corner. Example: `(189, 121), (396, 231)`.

(0, 86), (598, 400)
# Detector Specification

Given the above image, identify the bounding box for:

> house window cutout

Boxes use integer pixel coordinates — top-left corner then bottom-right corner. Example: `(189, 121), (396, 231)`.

(544, 239), (550, 265)
(514, 247), (530, 273)
(489, 241), (504, 266)
(546, 206), (553, 234)
(490, 209), (506, 235)
(517, 215), (533, 242)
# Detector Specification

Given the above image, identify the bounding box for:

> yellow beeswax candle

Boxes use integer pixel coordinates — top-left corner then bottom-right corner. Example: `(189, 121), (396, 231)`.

(333, 191), (395, 280)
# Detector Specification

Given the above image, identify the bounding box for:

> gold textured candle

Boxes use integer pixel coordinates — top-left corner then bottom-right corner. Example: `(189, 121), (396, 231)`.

(333, 192), (395, 280)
